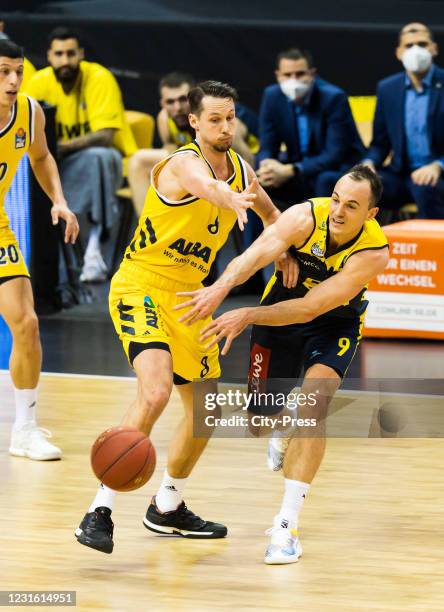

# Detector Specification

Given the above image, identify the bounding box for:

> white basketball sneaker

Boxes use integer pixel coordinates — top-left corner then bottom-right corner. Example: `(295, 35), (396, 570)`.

(9, 423), (62, 460)
(80, 250), (108, 283)
(264, 517), (302, 565)
(267, 435), (290, 471)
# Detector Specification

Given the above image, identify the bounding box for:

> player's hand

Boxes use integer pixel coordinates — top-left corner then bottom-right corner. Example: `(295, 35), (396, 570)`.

(200, 307), (252, 355)
(275, 251), (299, 288)
(174, 284), (230, 325)
(257, 159), (293, 188)
(228, 179), (257, 231)
(51, 203), (79, 244)
(411, 162), (442, 187)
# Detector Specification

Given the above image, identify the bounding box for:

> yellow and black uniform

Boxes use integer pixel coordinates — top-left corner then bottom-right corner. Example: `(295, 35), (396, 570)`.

(248, 197), (388, 411)
(24, 61), (137, 157)
(0, 93), (35, 283)
(110, 140), (248, 382)
(167, 116), (194, 148)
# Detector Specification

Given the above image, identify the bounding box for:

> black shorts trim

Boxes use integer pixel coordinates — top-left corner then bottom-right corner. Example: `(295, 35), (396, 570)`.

(0, 274), (30, 286)
(173, 373), (191, 385)
(128, 341), (171, 366)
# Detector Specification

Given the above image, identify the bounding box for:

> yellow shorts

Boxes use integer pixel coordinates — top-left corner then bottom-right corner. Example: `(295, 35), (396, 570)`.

(0, 228), (30, 281)
(109, 264), (220, 382)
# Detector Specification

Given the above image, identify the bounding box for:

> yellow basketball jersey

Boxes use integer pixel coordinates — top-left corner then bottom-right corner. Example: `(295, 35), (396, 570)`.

(120, 141), (247, 285)
(0, 93), (35, 231)
(167, 116), (194, 147)
(264, 197), (388, 318)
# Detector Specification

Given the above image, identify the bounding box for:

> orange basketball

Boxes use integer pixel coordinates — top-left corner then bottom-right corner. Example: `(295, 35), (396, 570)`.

(91, 426), (156, 492)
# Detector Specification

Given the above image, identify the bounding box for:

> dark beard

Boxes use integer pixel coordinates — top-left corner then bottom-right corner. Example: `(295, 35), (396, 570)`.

(213, 142), (231, 153)
(53, 65), (80, 86)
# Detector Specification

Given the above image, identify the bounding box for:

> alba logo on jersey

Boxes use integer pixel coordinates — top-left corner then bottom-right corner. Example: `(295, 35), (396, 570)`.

(144, 295), (159, 330)
(15, 128), (26, 149)
(168, 238), (212, 263)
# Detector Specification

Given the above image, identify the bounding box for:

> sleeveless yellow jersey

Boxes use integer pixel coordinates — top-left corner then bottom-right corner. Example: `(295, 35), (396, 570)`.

(265, 197), (389, 319)
(120, 140), (247, 285)
(0, 93), (35, 231)
(167, 116), (194, 147)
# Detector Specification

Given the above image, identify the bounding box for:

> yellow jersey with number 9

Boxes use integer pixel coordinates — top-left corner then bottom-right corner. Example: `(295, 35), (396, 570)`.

(0, 93), (35, 232)
(120, 140), (248, 286)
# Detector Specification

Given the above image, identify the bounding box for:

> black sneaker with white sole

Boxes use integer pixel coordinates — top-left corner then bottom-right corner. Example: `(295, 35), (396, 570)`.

(143, 497), (227, 539)
(75, 506), (114, 554)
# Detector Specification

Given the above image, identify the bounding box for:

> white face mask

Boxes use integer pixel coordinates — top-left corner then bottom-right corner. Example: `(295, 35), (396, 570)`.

(279, 78), (311, 102)
(402, 45), (433, 73)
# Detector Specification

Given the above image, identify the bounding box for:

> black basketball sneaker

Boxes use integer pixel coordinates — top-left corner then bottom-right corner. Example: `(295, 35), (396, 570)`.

(143, 497), (227, 539)
(75, 507), (114, 554)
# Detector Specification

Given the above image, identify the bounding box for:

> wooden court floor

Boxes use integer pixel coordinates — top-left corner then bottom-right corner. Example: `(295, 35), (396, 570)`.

(0, 371), (443, 612)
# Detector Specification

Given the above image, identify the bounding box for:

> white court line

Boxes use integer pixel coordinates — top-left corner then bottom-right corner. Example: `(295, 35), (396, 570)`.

(0, 369), (136, 382)
(1, 370), (443, 399)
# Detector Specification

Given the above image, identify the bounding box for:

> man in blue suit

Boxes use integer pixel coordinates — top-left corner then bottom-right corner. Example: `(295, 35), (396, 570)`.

(257, 48), (364, 210)
(365, 23), (444, 219)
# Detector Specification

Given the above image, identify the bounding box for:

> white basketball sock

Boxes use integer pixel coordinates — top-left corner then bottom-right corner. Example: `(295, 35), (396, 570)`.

(13, 386), (38, 429)
(276, 478), (310, 530)
(155, 469), (187, 512)
(88, 483), (116, 512)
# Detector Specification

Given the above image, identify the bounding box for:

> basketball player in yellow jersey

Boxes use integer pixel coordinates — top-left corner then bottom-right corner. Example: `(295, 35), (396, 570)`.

(76, 80), (298, 554)
(0, 40), (78, 460)
(128, 72), (259, 215)
(176, 165), (389, 564)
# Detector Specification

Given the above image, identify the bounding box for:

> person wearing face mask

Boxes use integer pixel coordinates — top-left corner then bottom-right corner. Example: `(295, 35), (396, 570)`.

(364, 23), (444, 219)
(257, 48), (365, 211)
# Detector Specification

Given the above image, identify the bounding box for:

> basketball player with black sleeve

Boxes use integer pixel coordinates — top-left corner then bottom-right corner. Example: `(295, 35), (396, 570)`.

(176, 165), (389, 564)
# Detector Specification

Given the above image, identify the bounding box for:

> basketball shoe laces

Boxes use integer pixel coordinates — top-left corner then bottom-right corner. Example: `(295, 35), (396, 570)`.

(265, 525), (298, 547)
(91, 508), (114, 535)
(173, 502), (206, 528)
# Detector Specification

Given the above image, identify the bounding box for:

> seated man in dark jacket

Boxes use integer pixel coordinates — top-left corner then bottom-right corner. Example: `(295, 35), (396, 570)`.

(364, 23), (444, 219)
(257, 48), (364, 210)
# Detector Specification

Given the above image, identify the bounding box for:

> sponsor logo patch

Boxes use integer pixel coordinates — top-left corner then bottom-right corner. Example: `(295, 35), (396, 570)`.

(15, 127), (26, 149)
(311, 241), (325, 257)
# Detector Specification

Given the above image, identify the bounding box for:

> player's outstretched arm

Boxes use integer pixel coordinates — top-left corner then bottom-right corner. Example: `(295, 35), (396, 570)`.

(174, 202), (313, 325)
(169, 153), (256, 231)
(27, 102), (79, 244)
(243, 161), (300, 289)
(200, 248), (389, 355)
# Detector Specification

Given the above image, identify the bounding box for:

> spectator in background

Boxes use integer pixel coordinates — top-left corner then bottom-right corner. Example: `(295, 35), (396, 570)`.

(128, 72), (259, 216)
(128, 72), (196, 215)
(25, 27), (137, 282)
(257, 48), (364, 210)
(0, 19), (35, 89)
(364, 23), (444, 219)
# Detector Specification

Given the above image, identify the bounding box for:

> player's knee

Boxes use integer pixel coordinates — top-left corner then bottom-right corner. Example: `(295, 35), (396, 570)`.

(139, 382), (171, 414)
(11, 312), (40, 345)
